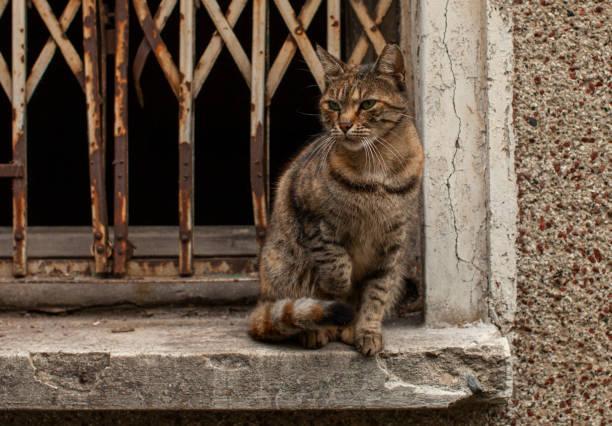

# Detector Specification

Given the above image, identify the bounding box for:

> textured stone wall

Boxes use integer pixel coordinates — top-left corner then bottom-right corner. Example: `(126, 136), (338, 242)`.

(499, 0), (610, 423)
(0, 0), (609, 424)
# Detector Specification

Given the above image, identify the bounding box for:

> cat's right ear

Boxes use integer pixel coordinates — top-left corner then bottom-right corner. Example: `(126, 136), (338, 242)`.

(316, 44), (346, 80)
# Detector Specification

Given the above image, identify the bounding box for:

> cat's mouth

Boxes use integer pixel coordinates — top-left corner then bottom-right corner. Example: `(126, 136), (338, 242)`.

(339, 136), (365, 151)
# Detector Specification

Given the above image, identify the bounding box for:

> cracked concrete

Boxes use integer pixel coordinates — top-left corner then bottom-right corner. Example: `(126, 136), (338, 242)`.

(442, 0), (466, 276)
(416, 0), (490, 326)
(0, 307), (511, 410)
(29, 353), (110, 392)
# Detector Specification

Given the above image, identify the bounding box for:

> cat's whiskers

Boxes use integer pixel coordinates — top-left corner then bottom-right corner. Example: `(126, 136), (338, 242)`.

(302, 135), (334, 168)
(396, 112), (415, 119)
(318, 137), (336, 174)
(362, 136), (381, 177)
(360, 137), (372, 175)
(374, 136), (404, 164)
(365, 137), (388, 176)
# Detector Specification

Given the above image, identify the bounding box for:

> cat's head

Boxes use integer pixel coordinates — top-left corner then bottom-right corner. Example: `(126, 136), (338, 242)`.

(316, 44), (409, 151)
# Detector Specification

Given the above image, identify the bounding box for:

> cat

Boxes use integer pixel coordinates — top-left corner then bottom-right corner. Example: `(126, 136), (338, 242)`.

(248, 44), (423, 356)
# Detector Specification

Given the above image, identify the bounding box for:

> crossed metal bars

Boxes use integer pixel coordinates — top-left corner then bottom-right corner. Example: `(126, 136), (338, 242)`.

(0, 0), (393, 277)
(0, 0), (108, 277)
(131, 0), (393, 276)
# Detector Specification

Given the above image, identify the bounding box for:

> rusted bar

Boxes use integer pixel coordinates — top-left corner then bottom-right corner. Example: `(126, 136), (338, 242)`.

(200, 0), (251, 87)
(266, 0), (321, 101)
(0, 164), (24, 178)
(348, 0), (388, 58)
(348, 0), (392, 65)
(133, 0), (177, 105)
(251, 0), (268, 245)
(31, 0), (85, 88)
(27, 0), (83, 101)
(83, 0), (110, 274)
(327, 0), (341, 58)
(11, 0), (27, 277)
(132, 0), (181, 99)
(273, 0), (325, 91)
(113, 0), (130, 276)
(178, 0), (195, 276)
(193, 0), (247, 96)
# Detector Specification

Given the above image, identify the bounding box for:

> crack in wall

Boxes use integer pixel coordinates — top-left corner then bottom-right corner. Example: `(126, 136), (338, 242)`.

(442, 0), (464, 273)
(442, 0), (486, 281)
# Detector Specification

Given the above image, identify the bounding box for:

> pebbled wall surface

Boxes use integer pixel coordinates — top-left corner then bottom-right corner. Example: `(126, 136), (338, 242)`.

(1, 0), (609, 424)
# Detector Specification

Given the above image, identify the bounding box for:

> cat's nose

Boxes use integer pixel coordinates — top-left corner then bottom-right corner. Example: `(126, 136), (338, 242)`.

(338, 120), (353, 133)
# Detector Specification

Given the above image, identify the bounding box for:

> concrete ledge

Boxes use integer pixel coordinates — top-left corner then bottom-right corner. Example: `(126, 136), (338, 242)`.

(0, 308), (511, 410)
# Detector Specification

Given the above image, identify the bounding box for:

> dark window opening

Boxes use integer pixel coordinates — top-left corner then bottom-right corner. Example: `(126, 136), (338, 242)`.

(0, 0), (336, 227)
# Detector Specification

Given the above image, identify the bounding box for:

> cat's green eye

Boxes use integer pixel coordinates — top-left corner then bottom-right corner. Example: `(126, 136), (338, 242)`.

(360, 100), (377, 110)
(327, 101), (341, 111)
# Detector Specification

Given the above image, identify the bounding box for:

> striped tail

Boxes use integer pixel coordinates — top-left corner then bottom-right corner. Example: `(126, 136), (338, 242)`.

(248, 298), (354, 342)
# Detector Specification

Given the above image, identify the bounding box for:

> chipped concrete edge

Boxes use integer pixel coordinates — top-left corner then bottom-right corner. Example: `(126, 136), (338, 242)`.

(0, 321), (511, 410)
(483, 0), (518, 335)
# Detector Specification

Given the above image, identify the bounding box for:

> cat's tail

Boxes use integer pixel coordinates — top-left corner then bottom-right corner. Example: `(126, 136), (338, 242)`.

(248, 298), (354, 341)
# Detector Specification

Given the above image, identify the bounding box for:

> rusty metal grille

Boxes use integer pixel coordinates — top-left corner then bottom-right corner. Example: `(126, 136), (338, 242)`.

(0, 0), (403, 279)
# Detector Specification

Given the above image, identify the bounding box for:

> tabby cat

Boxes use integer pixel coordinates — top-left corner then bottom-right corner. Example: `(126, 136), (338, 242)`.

(248, 44), (423, 356)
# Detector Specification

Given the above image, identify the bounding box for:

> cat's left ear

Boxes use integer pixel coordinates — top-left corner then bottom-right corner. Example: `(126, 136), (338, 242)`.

(316, 44), (346, 80)
(374, 44), (405, 82)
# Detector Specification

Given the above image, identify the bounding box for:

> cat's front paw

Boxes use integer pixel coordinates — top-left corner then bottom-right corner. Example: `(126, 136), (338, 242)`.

(354, 330), (383, 356)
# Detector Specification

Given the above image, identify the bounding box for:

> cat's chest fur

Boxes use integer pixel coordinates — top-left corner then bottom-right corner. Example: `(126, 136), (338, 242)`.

(329, 189), (406, 282)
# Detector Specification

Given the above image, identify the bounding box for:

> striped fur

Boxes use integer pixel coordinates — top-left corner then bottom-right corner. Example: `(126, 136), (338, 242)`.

(248, 298), (354, 341)
(249, 45), (424, 356)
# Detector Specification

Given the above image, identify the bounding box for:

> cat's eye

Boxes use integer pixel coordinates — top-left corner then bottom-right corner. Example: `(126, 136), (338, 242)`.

(360, 100), (377, 110)
(327, 101), (341, 111)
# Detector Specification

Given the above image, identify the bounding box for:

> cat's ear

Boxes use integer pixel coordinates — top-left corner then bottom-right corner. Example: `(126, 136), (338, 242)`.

(316, 44), (346, 79)
(374, 44), (405, 81)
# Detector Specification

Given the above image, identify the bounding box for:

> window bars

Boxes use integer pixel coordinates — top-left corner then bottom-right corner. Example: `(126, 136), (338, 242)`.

(0, 0), (109, 277)
(0, 0), (396, 278)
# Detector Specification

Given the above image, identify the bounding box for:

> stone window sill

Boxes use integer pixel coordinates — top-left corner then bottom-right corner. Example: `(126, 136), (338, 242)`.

(0, 307), (511, 410)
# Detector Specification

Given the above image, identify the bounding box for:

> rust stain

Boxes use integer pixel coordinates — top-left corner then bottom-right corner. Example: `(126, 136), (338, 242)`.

(113, 0), (130, 277)
(178, 142), (193, 276)
(250, 122), (268, 244)
(0, 163), (24, 178)
(132, 0), (180, 98)
(83, 0), (109, 275)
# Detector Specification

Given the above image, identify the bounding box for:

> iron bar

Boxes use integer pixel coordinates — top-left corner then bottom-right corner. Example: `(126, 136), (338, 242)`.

(11, 0), (27, 277)
(132, 0), (180, 99)
(327, 0), (341, 59)
(83, 0), (110, 274)
(273, 0), (325, 91)
(0, 0), (10, 100)
(178, 0), (195, 276)
(200, 0), (251, 87)
(266, 0), (321, 100)
(113, 0), (130, 276)
(250, 0), (268, 245)
(193, 0), (247, 96)
(31, 0), (85, 88)
(348, 0), (392, 65)
(27, 0), (83, 101)
(133, 0), (178, 105)
(0, 164), (24, 178)
(348, 0), (388, 59)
